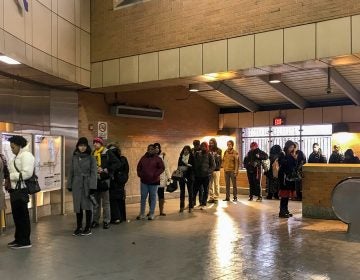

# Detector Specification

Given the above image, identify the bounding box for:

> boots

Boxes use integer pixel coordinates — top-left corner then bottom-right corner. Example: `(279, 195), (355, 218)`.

(159, 199), (166, 216)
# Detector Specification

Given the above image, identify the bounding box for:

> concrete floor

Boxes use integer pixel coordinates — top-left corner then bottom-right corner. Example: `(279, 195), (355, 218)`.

(0, 196), (359, 280)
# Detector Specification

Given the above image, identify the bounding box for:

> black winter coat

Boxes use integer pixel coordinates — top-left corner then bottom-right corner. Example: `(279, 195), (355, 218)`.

(308, 152), (327, 163)
(243, 148), (268, 173)
(109, 152), (129, 199)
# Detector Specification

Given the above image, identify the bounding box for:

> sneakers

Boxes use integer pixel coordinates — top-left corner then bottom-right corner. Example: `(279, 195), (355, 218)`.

(159, 213), (166, 216)
(7, 240), (18, 247)
(279, 212), (293, 218)
(233, 197), (238, 202)
(136, 215), (145, 220)
(91, 221), (99, 228)
(223, 198), (230, 202)
(81, 228), (92, 236)
(10, 244), (32, 249)
(248, 196), (253, 201)
(103, 222), (110, 229)
(179, 208), (184, 213)
(148, 214), (155, 220)
(73, 228), (83, 236)
(256, 197), (263, 202)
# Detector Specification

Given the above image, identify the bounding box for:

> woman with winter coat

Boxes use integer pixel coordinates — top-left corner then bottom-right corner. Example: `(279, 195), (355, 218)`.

(7, 135), (35, 249)
(68, 137), (97, 236)
(265, 145), (282, 200)
(107, 143), (129, 223)
(177, 145), (194, 213)
(153, 143), (171, 216)
(278, 140), (299, 218)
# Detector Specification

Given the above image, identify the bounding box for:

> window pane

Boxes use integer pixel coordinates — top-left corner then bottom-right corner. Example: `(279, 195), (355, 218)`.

(271, 125), (300, 136)
(270, 137), (301, 151)
(243, 127), (269, 137)
(302, 124), (332, 136)
(302, 136), (332, 161)
(242, 137), (270, 161)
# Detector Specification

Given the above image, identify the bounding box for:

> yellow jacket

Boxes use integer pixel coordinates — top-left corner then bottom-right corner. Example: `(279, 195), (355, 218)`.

(222, 149), (239, 172)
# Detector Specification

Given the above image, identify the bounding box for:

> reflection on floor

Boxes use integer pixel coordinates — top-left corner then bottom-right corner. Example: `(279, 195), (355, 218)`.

(0, 196), (358, 280)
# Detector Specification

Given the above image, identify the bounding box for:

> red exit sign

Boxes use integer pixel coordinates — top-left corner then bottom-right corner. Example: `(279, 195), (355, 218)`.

(273, 117), (285, 126)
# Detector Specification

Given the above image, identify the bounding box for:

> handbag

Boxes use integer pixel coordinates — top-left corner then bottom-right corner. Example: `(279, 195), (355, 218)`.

(14, 161), (41, 195)
(9, 180), (29, 204)
(166, 180), (178, 193)
(172, 168), (183, 179)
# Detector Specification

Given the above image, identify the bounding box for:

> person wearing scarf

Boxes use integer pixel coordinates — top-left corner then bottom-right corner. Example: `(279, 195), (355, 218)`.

(243, 142), (268, 202)
(91, 137), (121, 229)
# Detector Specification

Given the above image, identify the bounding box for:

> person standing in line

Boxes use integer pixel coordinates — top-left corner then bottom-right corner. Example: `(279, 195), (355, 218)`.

(208, 138), (222, 203)
(6, 135), (35, 249)
(0, 153), (10, 221)
(178, 145), (195, 213)
(293, 142), (306, 201)
(107, 143), (129, 224)
(278, 140), (299, 218)
(68, 137), (97, 236)
(343, 149), (360, 164)
(153, 143), (171, 216)
(222, 140), (239, 202)
(265, 144), (282, 200)
(136, 144), (165, 220)
(192, 140), (201, 155)
(243, 142), (268, 202)
(328, 145), (344, 163)
(92, 137), (121, 229)
(193, 142), (215, 209)
(308, 143), (327, 163)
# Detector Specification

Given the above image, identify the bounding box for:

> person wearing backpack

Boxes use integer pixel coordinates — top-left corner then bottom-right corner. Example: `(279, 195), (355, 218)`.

(193, 142), (215, 209)
(243, 142), (268, 202)
(265, 145), (282, 200)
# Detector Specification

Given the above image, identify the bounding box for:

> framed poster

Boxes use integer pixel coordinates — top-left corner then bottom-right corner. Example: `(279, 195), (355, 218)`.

(34, 135), (62, 192)
(113, 0), (151, 10)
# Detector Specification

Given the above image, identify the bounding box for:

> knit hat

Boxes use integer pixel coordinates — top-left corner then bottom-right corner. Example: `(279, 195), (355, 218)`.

(93, 137), (104, 145)
(250, 142), (258, 149)
(76, 137), (89, 147)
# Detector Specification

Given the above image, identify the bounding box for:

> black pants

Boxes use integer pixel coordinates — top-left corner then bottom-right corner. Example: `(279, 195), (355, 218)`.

(179, 178), (193, 209)
(247, 172), (261, 197)
(193, 176), (210, 206)
(76, 208), (92, 229)
(295, 180), (302, 200)
(11, 198), (31, 245)
(110, 198), (127, 222)
(280, 197), (289, 214)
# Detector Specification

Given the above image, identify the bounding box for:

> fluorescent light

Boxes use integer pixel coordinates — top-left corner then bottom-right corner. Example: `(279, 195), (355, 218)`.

(0, 56), (21, 65)
(269, 73), (281, 84)
(189, 84), (199, 92)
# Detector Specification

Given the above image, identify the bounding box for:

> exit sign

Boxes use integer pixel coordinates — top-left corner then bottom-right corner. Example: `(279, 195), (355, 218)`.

(273, 117), (285, 126)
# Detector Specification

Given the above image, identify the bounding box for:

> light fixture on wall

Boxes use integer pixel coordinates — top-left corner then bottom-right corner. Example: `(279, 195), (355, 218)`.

(325, 67), (333, 94)
(188, 84), (200, 92)
(0, 56), (21, 65)
(269, 73), (281, 84)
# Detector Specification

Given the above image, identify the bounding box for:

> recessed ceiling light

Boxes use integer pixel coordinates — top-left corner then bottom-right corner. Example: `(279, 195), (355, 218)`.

(269, 73), (281, 84)
(189, 84), (199, 92)
(0, 56), (21, 65)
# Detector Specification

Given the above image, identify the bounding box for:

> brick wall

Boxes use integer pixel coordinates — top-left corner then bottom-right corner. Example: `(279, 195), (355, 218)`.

(79, 86), (219, 199)
(91, 0), (360, 62)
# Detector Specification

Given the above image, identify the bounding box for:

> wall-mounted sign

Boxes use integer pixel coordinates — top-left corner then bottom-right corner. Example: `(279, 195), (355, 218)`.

(97, 121), (108, 140)
(273, 117), (285, 126)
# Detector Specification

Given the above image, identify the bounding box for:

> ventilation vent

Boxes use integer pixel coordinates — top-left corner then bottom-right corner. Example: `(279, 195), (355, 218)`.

(110, 105), (164, 120)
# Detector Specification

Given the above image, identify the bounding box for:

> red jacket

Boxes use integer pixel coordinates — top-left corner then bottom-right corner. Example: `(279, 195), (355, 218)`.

(137, 153), (165, 185)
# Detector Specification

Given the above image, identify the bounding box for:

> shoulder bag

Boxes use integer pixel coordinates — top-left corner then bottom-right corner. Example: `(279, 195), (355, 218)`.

(14, 161), (41, 195)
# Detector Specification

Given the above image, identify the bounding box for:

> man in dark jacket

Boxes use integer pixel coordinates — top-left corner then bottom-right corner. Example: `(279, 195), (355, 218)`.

(208, 138), (222, 203)
(92, 137), (121, 229)
(136, 144), (165, 220)
(328, 145), (344, 163)
(244, 142), (268, 201)
(308, 143), (327, 163)
(193, 142), (215, 209)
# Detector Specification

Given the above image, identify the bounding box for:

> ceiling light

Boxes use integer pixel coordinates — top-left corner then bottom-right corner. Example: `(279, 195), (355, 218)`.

(189, 84), (199, 92)
(269, 73), (281, 84)
(0, 56), (21, 65)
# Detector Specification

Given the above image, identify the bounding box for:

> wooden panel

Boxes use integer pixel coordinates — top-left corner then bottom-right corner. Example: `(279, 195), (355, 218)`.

(317, 17), (351, 58)
(254, 111), (270, 127)
(203, 40), (227, 74)
(139, 52), (159, 82)
(120, 56), (138, 85)
(159, 48), (179, 80)
(323, 106), (342, 124)
(238, 112), (254, 128)
(180, 44), (202, 77)
(304, 107), (323, 124)
(228, 35), (255, 71)
(284, 109), (304, 125)
(284, 24), (316, 63)
(223, 113), (238, 128)
(255, 30), (283, 67)
(342, 105), (360, 122)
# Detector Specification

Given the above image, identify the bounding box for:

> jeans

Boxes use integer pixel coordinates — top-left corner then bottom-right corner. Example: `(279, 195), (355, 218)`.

(140, 183), (158, 216)
(193, 176), (210, 206)
(209, 171), (220, 200)
(179, 178), (193, 209)
(93, 190), (111, 223)
(225, 171), (237, 199)
(10, 198), (31, 245)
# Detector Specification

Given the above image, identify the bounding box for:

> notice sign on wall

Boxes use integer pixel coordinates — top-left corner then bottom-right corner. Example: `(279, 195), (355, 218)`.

(97, 121), (108, 140)
(113, 0), (151, 10)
